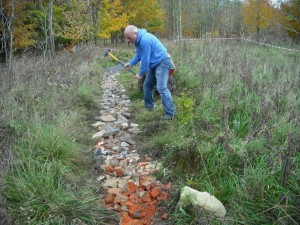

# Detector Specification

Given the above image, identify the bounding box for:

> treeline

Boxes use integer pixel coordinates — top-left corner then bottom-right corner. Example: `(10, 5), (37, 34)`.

(0, 0), (299, 67)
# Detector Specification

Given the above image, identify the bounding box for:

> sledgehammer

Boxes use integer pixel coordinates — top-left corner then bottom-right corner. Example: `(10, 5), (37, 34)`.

(104, 49), (136, 75)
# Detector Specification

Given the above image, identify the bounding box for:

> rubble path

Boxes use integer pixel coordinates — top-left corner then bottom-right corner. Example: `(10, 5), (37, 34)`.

(91, 70), (171, 225)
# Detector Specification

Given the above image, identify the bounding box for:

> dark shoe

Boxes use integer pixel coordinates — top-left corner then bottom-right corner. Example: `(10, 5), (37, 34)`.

(160, 114), (174, 120)
(145, 104), (156, 111)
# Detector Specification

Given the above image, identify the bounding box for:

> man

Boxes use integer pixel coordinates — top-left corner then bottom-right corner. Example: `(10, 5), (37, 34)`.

(124, 25), (175, 120)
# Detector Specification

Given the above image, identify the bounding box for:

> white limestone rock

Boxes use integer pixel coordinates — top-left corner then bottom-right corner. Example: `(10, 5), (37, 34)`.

(178, 186), (226, 218)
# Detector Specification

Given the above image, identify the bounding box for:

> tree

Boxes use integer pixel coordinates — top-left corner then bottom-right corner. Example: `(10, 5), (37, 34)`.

(90, 0), (101, 43)
(53, 0), (94, 48)
(133, 0), (164, 33)
(98, 0), (129, 46)
(280, 0), (300, 40)
(243, 0), (277, 39)
(48, 0), (55, 58)
(218, 0), (243, 37)
(0, 0), (15, 74)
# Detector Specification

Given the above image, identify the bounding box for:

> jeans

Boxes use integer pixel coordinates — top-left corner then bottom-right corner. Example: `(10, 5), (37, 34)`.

(143, 57), (175, 116)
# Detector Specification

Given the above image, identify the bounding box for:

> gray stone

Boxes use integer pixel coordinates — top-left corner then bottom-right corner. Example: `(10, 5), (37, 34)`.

(103, 126), (120, 137)
(127, 127), (141, 134)
(99, 114), (117, 122)
(121, 112), (131, 118)
(121, 142), (130, 147)
(103, 177), (119, 188)
(91, 121), (106, 128)
(92, 130), (105, 139)
(130, 123), (139, 128)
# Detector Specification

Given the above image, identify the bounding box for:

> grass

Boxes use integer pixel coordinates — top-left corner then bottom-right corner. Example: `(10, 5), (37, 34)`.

(1, 39), (298, 224)
(115, 39), (300, 224)
(0, 43), (117, 224)
(4, 160), (111, 224)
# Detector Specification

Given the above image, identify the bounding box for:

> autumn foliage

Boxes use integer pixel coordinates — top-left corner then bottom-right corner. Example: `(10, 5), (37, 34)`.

(1, 0), (300, 58)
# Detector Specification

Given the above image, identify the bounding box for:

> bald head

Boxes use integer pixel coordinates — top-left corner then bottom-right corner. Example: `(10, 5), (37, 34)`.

(124, 25), (138, 44)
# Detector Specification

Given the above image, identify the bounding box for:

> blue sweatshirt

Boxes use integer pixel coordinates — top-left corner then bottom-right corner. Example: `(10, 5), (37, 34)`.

(129, 29), (168, 76)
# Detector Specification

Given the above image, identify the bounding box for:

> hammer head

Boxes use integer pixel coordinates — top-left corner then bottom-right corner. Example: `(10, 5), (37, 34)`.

(104, 49), (112, 57)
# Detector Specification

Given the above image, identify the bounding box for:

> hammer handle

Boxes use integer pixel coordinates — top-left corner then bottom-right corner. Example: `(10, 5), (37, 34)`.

(107, 52), (136, 75)
(118, 60), (136, 75)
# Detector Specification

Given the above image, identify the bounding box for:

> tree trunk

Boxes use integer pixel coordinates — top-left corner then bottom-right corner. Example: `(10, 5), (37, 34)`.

(91, 0), (100, 44)
(49, 0), (55, 59)
(8, 0), (14, 75)
(0, 0), (8, 65)
(178, 0), (182, 41)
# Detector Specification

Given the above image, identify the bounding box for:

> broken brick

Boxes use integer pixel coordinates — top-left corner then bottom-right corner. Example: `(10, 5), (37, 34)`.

(105, 165), (114, 173)
(104, 193), (115, 205)
(140, 192), (152, 203)
(159, 191), (169, 201)
(162, 213), (168, 220)
(132, 219), (144, 225)
(128, 193), (139, 203)
(128, 181), (138, 193)
(150, 187), (161, 199)
(120, 213), (133, 225)
(114, 166), (124, 177)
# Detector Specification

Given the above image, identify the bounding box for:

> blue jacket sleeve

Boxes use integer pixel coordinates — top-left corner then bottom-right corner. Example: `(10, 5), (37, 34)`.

(138, 39), (151, 76)
(129, 54), (140, 68)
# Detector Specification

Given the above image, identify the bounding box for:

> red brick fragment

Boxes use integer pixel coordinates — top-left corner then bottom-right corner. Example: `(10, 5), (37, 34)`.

(162, 213), (168, 220)
(159, 191), (169, 201)
(129, 193), (139, 203)
(142, 220), (151, 225)
(105, 165), (114, 173)
(132, 219), (144, 225)
(128, 181), (138, 193)
(120, 213), (133, 225)
(141, 181), (152, 191)
(104, 193), (115, 205)
(125, 202), (141, 217)
(114, 166), (124, 177)
(140, 192), (152, 203)
(164, 182), (172, 190)
(150, 187), (161, 199)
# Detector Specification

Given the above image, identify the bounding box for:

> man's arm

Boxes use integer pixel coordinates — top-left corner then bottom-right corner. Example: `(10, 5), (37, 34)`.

(129, 54), (140, 67)
(139, 40), (151, 76)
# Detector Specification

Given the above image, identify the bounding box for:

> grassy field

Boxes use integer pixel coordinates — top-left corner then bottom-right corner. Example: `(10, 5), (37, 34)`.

(0, 39), (299, 224)
(115, 39), (300, 225)
(0, 45), (118, 224)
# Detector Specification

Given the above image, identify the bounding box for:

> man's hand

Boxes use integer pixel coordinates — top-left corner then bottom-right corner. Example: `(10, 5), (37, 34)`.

(124, 63), (131, 70)
(135, 74), (143, 80)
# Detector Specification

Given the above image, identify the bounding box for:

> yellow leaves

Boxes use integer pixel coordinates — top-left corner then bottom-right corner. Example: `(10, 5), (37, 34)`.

(14, 25), (36, 49)
(56, 1), (92, 44)
(98, 0), (164, 39)
(243, 0), (276, 34)
(98, 0), (129, 38)
(281, 0), (300, 39)
(128, 0), (164, 32)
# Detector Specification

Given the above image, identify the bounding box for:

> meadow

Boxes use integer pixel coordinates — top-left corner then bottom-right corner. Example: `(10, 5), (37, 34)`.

(0, 39), (299, 224)
(0, 45), (118, 224)
(117, 39), (300, 224)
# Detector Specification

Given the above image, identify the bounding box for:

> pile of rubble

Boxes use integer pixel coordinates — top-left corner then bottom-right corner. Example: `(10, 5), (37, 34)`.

(92, 71), (171, 225)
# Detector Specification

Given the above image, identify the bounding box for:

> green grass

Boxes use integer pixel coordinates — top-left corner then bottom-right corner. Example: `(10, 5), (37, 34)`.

(0, 44), (116, 224)
(4, 160), (111, 225)
(115, 40), (300, 224)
